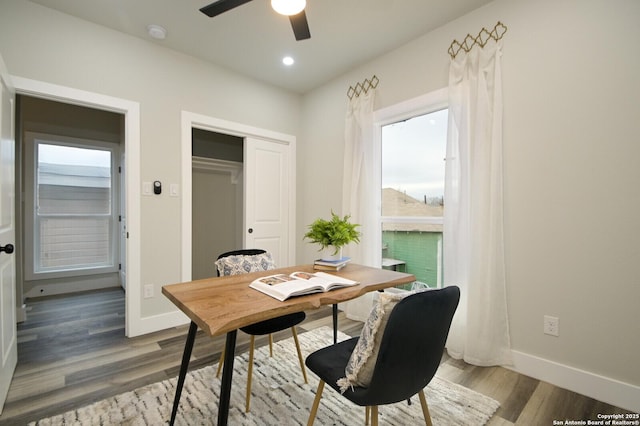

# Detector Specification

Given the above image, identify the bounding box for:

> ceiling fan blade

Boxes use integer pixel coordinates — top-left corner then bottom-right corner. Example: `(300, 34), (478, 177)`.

(289, 10), (311, 41)
(199, 0), (253, 18)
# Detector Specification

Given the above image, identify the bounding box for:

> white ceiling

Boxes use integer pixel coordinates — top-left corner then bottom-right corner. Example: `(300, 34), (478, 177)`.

(27, 0), (493, 93)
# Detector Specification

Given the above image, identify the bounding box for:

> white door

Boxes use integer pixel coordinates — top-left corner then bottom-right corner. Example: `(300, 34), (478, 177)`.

(0, 55), (17, 414)
(244, 137), (291, 266)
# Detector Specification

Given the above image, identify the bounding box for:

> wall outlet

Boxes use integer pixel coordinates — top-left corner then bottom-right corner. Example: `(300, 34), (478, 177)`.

(143, 284), (154, 299)
(544, 315), (559, 336)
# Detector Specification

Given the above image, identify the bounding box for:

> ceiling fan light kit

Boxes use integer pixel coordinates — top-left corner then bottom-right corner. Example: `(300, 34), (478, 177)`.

(200, 0), (311, 41)
(271, 0), (306, 16)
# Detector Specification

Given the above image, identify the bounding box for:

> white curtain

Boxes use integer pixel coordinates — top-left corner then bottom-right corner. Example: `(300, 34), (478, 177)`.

(443, 41), (512, 366)
(341, 89), (378, 321)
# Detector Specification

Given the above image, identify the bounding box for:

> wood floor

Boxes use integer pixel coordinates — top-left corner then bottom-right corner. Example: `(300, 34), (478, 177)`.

(0, 287), (631, 425)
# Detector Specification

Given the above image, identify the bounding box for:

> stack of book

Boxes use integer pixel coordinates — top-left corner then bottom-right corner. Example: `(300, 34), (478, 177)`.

(313, 257), (351, 271)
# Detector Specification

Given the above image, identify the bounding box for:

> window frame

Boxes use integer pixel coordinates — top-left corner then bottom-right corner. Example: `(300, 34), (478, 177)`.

(373, 88), (448, 286)
(24, 132), (120, 281)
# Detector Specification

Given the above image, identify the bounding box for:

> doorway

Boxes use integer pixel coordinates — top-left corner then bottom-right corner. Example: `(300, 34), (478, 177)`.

(180, 111), (297, 282)
(10, 76), (141, 337)
(17, 96), (124, 298)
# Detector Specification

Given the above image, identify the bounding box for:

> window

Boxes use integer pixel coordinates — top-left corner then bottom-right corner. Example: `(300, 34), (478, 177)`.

(25, 133), (119, 280)
(375, 89), (448, 289)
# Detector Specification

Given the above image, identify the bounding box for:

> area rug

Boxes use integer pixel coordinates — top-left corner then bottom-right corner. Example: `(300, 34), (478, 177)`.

(30, 326), (499, 425)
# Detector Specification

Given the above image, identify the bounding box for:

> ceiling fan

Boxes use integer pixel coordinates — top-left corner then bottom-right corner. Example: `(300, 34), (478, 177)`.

(200, 0), (311, 41)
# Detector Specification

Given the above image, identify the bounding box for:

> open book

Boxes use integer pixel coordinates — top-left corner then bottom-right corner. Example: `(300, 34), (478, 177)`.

(249, 271), (359, 301)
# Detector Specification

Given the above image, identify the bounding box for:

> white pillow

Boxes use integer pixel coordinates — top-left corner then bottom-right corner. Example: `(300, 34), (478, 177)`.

(215, 252), (276, 276)
(337, 289), (427, 392)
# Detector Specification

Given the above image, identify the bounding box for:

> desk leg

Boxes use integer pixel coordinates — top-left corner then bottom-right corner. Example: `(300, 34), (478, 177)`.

(170, 321), (198, 426)
(332, 304), (338, 344)
(217, 330), (237, 426)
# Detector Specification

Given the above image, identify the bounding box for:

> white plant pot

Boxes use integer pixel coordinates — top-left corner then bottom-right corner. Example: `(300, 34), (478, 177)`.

(320, 246), (342, 261)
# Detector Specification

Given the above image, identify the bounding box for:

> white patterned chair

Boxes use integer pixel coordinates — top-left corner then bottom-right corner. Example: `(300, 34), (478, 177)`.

(214, 249), (308, 412)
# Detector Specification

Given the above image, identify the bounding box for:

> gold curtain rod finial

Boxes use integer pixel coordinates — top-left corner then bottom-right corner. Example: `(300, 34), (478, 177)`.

(447, 21), (508, 59)
(347, 74), (379, 100)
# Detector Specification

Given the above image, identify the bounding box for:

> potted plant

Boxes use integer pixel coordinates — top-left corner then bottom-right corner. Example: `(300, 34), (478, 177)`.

(304, 211), (361, 261)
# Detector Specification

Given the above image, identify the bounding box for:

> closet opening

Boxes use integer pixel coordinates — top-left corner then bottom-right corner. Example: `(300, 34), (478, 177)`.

(191, 128), (243, 280)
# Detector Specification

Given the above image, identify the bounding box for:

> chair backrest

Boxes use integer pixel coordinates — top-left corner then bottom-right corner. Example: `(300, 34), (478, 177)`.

(215, 249), (267, 277)
(364, 286), (460, 405)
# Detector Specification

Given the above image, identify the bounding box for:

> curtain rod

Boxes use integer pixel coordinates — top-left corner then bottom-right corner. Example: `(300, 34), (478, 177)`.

(347, 75), (379, 100)
(447, 21), (508, 59)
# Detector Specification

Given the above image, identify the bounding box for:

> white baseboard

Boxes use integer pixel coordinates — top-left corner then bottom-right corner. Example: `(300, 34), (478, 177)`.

(16, 304), (27, 323)
(509, 350), (640, 413)
(24, 275), (120, 298)
(127, 309), (190, 337)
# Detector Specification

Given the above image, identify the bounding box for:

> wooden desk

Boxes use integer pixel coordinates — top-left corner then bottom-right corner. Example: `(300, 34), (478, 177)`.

(162, 263), (415, 426)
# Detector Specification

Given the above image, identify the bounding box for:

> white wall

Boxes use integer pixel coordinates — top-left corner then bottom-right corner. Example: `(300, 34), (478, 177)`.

(0, 1), (302, 321)
(298, 0), (640, 411)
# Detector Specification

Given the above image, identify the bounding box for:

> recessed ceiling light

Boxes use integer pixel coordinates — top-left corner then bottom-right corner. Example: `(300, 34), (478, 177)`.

(282, 56), (295, 66)
(147, 24), (167, 40)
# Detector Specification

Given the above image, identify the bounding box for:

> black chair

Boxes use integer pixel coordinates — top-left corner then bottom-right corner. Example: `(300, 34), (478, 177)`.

(305, 286), (460, 426)
(214, 249), (308, 412)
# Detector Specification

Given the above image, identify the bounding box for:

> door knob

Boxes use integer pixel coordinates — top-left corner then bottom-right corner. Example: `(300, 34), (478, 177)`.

(0, 243), (14, 254)
(248, 228), (253, 234)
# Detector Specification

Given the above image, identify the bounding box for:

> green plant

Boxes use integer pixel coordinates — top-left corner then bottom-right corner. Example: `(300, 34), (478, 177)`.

(304, 212), (361, 254)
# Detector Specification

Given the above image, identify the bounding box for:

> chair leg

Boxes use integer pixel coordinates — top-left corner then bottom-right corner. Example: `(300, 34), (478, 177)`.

(307, 380), (325, 426)
(291, 327), (308, 383)
(245, 335), (256, 412)
(216, 342), (226, 378)
(365, 406), (370, 425)
(418, 390), (433, 426)
(269, 333), (274, 357)
(371, 406), (379, 426)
